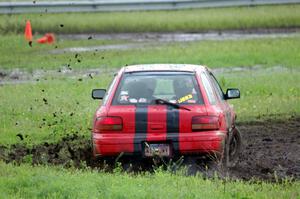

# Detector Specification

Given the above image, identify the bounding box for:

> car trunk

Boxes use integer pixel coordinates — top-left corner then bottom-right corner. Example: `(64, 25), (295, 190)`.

(107, 104), (207, 153)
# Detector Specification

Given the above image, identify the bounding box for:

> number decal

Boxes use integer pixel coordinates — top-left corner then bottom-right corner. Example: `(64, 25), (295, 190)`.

(178, 94), (193, 103)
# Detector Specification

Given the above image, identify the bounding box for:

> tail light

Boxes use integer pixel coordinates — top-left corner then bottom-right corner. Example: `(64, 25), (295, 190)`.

(192, 116), (220, 131)
(94, 116), (123, 133)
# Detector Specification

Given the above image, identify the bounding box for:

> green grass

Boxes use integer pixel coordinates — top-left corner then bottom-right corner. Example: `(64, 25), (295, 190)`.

(0, 76), (110, 146)
(1, 5), (299, 196)
(1, 34), (300, 70)
(0, 69), (299, 146)
(0, 4), (300, 34)
(0, 34), (126, 71)
(0, 162), (299, 199)
(217, 69), (300, 121)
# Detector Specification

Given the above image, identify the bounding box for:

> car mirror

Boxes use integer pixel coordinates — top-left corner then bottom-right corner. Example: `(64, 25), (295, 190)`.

(225, 88), (240, 99)
(92, 89), (106, 99)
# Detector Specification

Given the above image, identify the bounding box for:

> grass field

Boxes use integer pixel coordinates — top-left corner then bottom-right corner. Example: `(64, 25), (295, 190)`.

(1, 4), (300, 196)
(0, 34), (299, 146)
(0, 68), (299, 146)
(1, 34), (300, 70)
(0, 162), (299, 199)
(0, 4), (300, 34)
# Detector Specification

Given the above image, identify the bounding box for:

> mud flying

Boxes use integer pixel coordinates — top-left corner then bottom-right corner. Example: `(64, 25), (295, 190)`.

(0, 117), (299, 181)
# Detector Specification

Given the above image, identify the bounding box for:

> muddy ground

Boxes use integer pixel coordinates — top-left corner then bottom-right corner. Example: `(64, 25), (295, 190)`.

(0, 66), (295, 85)
(230, 116), (300, 181)
(0, 116), (299, 181)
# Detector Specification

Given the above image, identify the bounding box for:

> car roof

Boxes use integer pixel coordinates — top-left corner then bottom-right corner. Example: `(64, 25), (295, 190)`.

(123, 64), (208, 73)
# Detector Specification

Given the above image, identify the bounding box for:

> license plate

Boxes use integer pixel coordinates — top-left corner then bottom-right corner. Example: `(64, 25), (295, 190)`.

(144, 144), (170, 157)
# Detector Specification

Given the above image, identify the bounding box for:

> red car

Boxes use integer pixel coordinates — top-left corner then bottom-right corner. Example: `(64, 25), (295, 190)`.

(92, 64), (242, 166)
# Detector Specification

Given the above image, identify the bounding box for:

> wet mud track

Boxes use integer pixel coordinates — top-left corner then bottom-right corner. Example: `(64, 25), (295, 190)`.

(230, 116), (300, 180)
(0, 117), (299, 181)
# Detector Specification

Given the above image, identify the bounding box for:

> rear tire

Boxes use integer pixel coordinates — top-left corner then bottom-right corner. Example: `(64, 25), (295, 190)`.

(222, 127), (243, 168)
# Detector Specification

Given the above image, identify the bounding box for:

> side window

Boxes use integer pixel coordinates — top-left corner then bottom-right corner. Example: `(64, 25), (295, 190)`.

(209, 73), (225, 101)
(102, 75), (118, 105)
(200, 72), (217, 105)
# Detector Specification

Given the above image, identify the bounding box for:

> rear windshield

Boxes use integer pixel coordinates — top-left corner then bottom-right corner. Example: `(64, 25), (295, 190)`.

(112, 72), (203, 105)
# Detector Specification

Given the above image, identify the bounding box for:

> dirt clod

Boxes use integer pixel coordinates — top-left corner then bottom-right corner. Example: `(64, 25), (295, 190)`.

(42, 98), (48, 105)
(16, 134), (24, 141)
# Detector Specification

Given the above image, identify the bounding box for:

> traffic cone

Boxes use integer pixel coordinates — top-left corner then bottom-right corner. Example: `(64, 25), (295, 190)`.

(45, 33), (55, 44)
(37, 33), (55, 44)
(24, 20), (32, 42)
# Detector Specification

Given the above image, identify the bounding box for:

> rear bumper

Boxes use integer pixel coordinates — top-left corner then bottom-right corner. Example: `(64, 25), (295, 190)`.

(93, 131), (226, 157)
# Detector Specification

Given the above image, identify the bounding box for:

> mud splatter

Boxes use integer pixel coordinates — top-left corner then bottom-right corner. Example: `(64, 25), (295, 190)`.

(16, 134), (24, 141)
(0, 117), (299, 181)
(1, 134), (93, 168)
(42, 98), (48, 105)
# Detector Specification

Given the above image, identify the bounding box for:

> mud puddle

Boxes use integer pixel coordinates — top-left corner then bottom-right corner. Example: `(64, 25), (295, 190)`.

(61, 28), (300, 42)
(1, 66), (297, 85)
(51, 43), (148, 54)
(0, 117), (299, 181)
(0, 67), (117, 85)
(55, 29), (300, 53)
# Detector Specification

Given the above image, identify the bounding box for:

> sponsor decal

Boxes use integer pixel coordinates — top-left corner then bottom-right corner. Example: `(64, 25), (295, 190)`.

(187, 99), (196, 103)
(120, 95), (129, 102)
(120, 90), (129, 95)
(178, 94), (193, 103)
(129, 98), (137, 103)
(169, 100), (177, 104)
(139, 98), (147, 103)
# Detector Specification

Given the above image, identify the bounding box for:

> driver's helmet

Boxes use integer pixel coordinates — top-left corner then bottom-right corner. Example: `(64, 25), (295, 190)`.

(173, 77), (194, 99)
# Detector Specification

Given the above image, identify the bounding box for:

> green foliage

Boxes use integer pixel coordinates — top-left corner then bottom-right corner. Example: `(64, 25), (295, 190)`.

(0, 162), (299, 199)
(0, 4), (300, 34)
(22, 154), (33, 164)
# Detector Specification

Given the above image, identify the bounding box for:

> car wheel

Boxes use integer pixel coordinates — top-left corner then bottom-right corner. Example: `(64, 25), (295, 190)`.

(222, 127), (243, 168)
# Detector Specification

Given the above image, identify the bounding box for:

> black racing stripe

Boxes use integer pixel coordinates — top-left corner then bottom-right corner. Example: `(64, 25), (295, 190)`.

(134, 105), (148, 153)
(166, 107), (179, 152)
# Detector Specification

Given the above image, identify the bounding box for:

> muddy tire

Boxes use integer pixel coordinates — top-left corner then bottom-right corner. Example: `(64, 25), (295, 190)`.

(222, 127), (243, 168)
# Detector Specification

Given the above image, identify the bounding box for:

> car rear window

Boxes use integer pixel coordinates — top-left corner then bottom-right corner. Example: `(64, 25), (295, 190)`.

(112, 72), (204, 105)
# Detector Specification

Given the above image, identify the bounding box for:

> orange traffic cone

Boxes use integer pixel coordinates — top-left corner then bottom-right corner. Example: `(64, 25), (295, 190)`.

(24, 20), (32, 42)
(37, 33), (55, 44)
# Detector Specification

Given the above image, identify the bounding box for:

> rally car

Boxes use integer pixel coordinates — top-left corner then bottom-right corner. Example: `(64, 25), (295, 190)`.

(91, 64), (242, 166)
